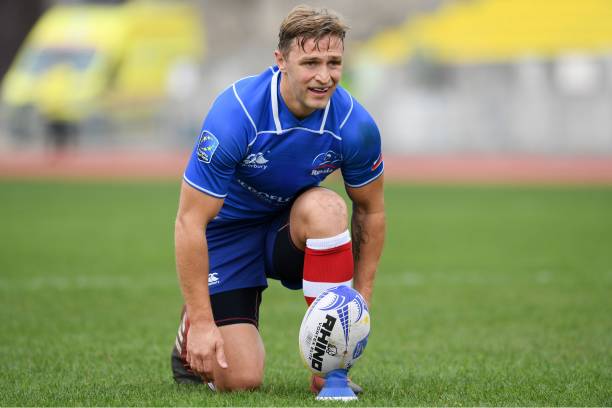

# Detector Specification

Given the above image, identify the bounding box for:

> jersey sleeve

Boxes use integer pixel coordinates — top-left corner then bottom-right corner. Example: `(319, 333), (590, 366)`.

(340, 98), (384, 188)
(183, 87), (252, 198)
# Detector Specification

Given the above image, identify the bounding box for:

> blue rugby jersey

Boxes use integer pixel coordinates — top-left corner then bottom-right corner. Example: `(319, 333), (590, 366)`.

(184, 66), (384, 220)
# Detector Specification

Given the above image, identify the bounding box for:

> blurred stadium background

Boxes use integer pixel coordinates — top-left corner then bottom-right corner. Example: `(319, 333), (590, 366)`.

(1, 0), (612, 182)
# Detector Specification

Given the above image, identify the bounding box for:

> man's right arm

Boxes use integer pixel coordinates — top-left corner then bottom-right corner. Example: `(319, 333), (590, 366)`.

(175, 180), (227, 380)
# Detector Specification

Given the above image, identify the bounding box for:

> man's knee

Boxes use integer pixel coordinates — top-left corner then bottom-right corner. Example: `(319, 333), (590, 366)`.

(213, 323), (265, 392)
(290, 188), (348, 243)
(216, 371), (263, 392)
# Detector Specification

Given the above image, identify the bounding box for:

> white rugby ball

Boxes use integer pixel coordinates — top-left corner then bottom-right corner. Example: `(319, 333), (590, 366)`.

(299, 285), (370, 376)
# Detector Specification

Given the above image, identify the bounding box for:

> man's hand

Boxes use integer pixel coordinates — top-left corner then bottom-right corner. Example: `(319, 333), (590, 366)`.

(176, 181), (227, 382)
(186, 321), (228, 382)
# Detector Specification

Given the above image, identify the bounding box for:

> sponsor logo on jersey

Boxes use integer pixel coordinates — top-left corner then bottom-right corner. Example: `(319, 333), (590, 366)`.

(208, 272), (220, 286)
(241, 152), (269, 169)
(371, 153), (383, 171)
(236, 178), (292, 205)
(196, 131), (219, 163)
(311, 150), (342, 176)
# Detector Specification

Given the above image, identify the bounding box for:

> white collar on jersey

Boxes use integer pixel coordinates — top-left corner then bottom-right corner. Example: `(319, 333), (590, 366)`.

(270, 69), (331, 135)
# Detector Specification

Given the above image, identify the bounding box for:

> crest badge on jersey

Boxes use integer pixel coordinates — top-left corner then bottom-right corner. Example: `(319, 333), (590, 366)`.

(196, 131), (219, 163)
(311, 150), (342, 176)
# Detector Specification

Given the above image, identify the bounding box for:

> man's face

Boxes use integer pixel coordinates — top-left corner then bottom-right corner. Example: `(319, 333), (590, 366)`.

(275, 35), (344, 118)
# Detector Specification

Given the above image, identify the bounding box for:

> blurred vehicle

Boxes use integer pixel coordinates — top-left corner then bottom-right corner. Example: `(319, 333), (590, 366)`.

(0, 0), (204, 148)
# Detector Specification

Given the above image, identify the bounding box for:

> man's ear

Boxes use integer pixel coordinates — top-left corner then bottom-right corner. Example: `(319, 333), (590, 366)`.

(274, 49), (286, 72)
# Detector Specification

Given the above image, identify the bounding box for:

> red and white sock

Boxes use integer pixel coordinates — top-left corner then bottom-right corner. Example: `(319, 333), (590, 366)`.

(303, 230), (354, 305)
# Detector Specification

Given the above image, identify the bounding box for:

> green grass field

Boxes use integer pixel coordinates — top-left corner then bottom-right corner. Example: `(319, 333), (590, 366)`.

(1, 181), (611, 406)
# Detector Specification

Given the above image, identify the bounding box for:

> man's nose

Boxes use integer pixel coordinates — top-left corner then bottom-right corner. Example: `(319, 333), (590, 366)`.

(314, 66), (331, 84)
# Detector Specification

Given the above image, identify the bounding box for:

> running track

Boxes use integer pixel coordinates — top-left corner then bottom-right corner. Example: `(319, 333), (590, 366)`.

(1, 151), (612, 184)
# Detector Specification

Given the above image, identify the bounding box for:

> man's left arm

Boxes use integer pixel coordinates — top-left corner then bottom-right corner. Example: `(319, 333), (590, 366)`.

(346, 175), (385, 306)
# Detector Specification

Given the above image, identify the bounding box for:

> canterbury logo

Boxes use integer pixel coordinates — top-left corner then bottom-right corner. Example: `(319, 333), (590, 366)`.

(208, 272), (220, 285)
(241, 152), (269, 169)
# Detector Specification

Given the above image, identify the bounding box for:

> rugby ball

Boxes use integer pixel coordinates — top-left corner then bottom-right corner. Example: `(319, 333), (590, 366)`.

(299, 285), (370, 376)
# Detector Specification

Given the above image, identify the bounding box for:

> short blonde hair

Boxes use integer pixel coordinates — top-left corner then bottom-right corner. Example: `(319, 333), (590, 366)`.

(278, 5), (349, 55)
